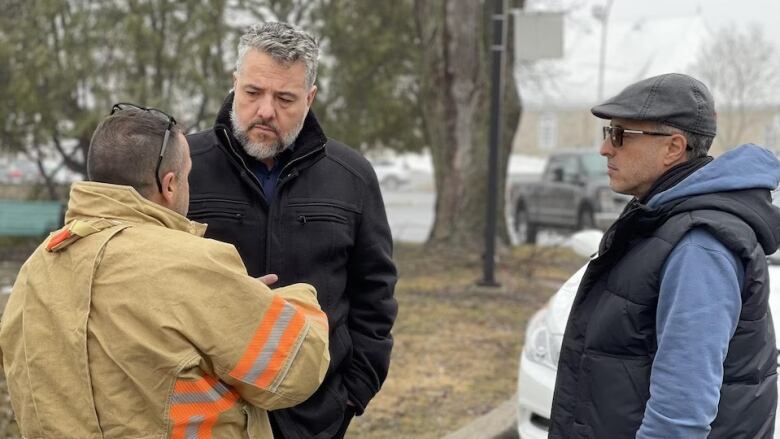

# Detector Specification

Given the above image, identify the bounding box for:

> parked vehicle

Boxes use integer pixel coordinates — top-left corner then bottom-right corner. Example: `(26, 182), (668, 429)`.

(515, 194), (780, 438)
(0, 158), (81, 184)
(509, 150), (630, 244)
(370, 158), (411, 190)
(1, 159), (42, 184)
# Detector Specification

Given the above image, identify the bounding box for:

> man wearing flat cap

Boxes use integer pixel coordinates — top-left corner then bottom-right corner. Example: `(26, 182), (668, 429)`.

(549, 73), (780, 438)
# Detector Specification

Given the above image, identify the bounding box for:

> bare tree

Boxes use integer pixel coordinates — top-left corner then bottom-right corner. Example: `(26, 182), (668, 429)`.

(414, 0), (521, 254)
(689, 25), (780, 149)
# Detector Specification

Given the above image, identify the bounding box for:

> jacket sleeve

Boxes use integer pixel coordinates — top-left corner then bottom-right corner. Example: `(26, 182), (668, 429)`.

(172, 244), (330, 411)
(342, 169), (399, 414)
(636, 229), (743, 439)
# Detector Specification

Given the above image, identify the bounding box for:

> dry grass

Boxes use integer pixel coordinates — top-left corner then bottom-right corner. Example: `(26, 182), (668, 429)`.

(346, 243), (584, 438)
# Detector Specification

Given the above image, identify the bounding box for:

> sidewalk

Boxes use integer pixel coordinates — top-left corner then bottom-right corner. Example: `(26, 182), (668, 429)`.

(443, 395), (518, 439)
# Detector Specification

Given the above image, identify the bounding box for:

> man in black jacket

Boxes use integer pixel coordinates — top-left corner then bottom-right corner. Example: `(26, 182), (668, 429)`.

(186, 22), (398, 439)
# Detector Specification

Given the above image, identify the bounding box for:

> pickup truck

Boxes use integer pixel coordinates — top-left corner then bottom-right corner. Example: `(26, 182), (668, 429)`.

(509, 150), (630, 244)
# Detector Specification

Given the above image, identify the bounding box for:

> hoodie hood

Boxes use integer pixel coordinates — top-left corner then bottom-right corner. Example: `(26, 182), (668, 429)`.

(648, 144), (780, 207)
(647, 144), (780, 254)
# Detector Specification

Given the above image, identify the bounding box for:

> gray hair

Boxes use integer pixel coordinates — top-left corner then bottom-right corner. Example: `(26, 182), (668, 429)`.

(235, 22), (319, 88)
(87, 108), (185, 198)
(657, 123), (713, 159)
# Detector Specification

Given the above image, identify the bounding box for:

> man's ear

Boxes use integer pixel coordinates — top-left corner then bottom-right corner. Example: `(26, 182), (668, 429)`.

(306, 85), (318, 108)
(160, 171), (177, 205)
(664, 133), (688, 166)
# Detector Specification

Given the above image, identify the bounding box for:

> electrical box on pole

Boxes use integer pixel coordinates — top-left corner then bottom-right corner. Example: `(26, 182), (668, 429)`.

(513, 10), (564, 61)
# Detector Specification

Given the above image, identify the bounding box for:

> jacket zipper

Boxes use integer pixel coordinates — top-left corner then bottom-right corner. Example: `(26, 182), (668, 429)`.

(216, 127), (328, 274)
(188, 211), (244, 221)
(279, 145), (325, 181)
(287, 200), (361, 214)
(266, 143), (326, 274)
(297, 213), (348, 225)
(217, 128), (266, 202)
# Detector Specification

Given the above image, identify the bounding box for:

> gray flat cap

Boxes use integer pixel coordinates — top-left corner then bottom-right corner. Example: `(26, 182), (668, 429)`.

(591, 73), (717, 137)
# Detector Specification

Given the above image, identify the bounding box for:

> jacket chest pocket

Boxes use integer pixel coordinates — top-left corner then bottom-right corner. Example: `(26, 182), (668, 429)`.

(284, 200), (357, 292)
(287, 199), (358, 229)
(188, 198), (248, 222)
(296, 212), (348, 225)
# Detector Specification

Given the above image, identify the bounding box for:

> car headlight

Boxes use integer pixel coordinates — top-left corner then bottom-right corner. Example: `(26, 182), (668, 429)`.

(524, 308), (561, 370)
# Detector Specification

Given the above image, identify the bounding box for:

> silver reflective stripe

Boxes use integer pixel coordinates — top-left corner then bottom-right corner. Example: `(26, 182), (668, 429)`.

(185, 415), (205, 439)
(171, 381), (231, 404)
(242, 303), (297, 383)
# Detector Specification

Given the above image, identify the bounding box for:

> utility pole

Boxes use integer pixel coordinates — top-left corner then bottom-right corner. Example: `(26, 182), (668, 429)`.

(480, 0), (508, 287)
(593, 0), (615, 147)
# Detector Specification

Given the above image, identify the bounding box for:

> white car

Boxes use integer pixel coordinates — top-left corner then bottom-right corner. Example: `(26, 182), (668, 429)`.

(370, 158), (411, 190)
(516, 226), (780, 438)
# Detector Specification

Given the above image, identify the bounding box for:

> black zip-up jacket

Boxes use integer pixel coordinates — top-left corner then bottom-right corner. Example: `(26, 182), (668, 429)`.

(186, 93), (398, 439)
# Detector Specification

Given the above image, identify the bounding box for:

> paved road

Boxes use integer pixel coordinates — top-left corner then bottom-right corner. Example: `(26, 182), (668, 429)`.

(381, 176), (566, 246)
(382, 187), (434, 243)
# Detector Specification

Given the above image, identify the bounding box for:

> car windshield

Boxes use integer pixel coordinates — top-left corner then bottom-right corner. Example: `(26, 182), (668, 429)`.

(581, 152), (607, 176)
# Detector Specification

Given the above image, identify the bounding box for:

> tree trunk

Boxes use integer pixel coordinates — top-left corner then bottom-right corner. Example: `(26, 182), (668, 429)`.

(415, 0), (520, 253)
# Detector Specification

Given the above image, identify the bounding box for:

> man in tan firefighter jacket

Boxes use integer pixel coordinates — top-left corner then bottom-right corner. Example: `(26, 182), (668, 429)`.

(0, 104), (330, 438)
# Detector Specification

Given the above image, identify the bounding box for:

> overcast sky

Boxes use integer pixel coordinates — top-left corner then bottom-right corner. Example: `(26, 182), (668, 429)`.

(519, 0), (780, 106)
(528, 0), (780, 47)
(608, 0), (780, 44)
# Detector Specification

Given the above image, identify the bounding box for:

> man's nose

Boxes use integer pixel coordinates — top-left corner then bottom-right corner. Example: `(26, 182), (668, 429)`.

(254, 96), (275, 120)
(600, 137), (615, 157)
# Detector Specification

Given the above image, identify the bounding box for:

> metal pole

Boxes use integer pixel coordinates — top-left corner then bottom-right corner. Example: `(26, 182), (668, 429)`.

(593, 0), (615, 147)
(596, 0), (615, 103)
(480, 0), (507, 287)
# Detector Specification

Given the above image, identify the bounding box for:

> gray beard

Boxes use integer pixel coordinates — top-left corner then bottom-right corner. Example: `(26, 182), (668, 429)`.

(229, 109), (304, 161)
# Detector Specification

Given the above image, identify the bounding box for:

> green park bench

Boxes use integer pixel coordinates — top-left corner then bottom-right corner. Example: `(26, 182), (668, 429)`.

(0, 199), (63, 237)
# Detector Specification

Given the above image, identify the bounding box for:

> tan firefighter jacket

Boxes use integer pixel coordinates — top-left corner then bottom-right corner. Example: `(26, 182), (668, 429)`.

(0, 181), (330, 438)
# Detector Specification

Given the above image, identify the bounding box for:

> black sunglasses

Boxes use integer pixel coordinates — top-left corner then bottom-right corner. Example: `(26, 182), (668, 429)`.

(602, 126), (672, 148)
(110, 102), (177, 193)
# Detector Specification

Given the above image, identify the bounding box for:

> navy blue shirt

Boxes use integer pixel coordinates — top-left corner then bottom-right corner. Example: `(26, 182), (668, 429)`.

(244, 146), (295, 204)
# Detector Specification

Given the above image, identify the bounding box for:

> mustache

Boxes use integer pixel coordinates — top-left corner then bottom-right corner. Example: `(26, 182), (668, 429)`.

(247, 119), (279, 135)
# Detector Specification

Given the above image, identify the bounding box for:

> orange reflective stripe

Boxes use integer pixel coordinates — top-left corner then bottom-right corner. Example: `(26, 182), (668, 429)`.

(230, 295), (310, 388)
(45, 228), (72, 252)
(230, 295), (286, 380)
(255, 310), (306, 388)
(169, 374), (239, 439)
(197, 416), (219, 439)
(174, 375), (220, 394)
(290, 302), (328, 331)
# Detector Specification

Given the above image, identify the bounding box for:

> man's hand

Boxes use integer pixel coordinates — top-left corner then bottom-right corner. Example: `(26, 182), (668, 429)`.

(257, 274), (279, 286)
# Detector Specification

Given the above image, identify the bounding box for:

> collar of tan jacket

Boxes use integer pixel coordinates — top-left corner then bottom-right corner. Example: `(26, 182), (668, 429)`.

(64, 181), (207, 237)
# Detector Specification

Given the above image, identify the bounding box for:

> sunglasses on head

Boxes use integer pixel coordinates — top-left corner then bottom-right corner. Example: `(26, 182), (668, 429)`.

(110, 103), (177, 193)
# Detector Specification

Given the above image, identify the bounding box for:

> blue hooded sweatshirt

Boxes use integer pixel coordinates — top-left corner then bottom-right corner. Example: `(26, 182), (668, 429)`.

(636, 144), (780, 438)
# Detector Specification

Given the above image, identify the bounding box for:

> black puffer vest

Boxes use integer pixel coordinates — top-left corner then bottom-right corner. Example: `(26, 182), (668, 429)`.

(549, 189), (780, 438)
